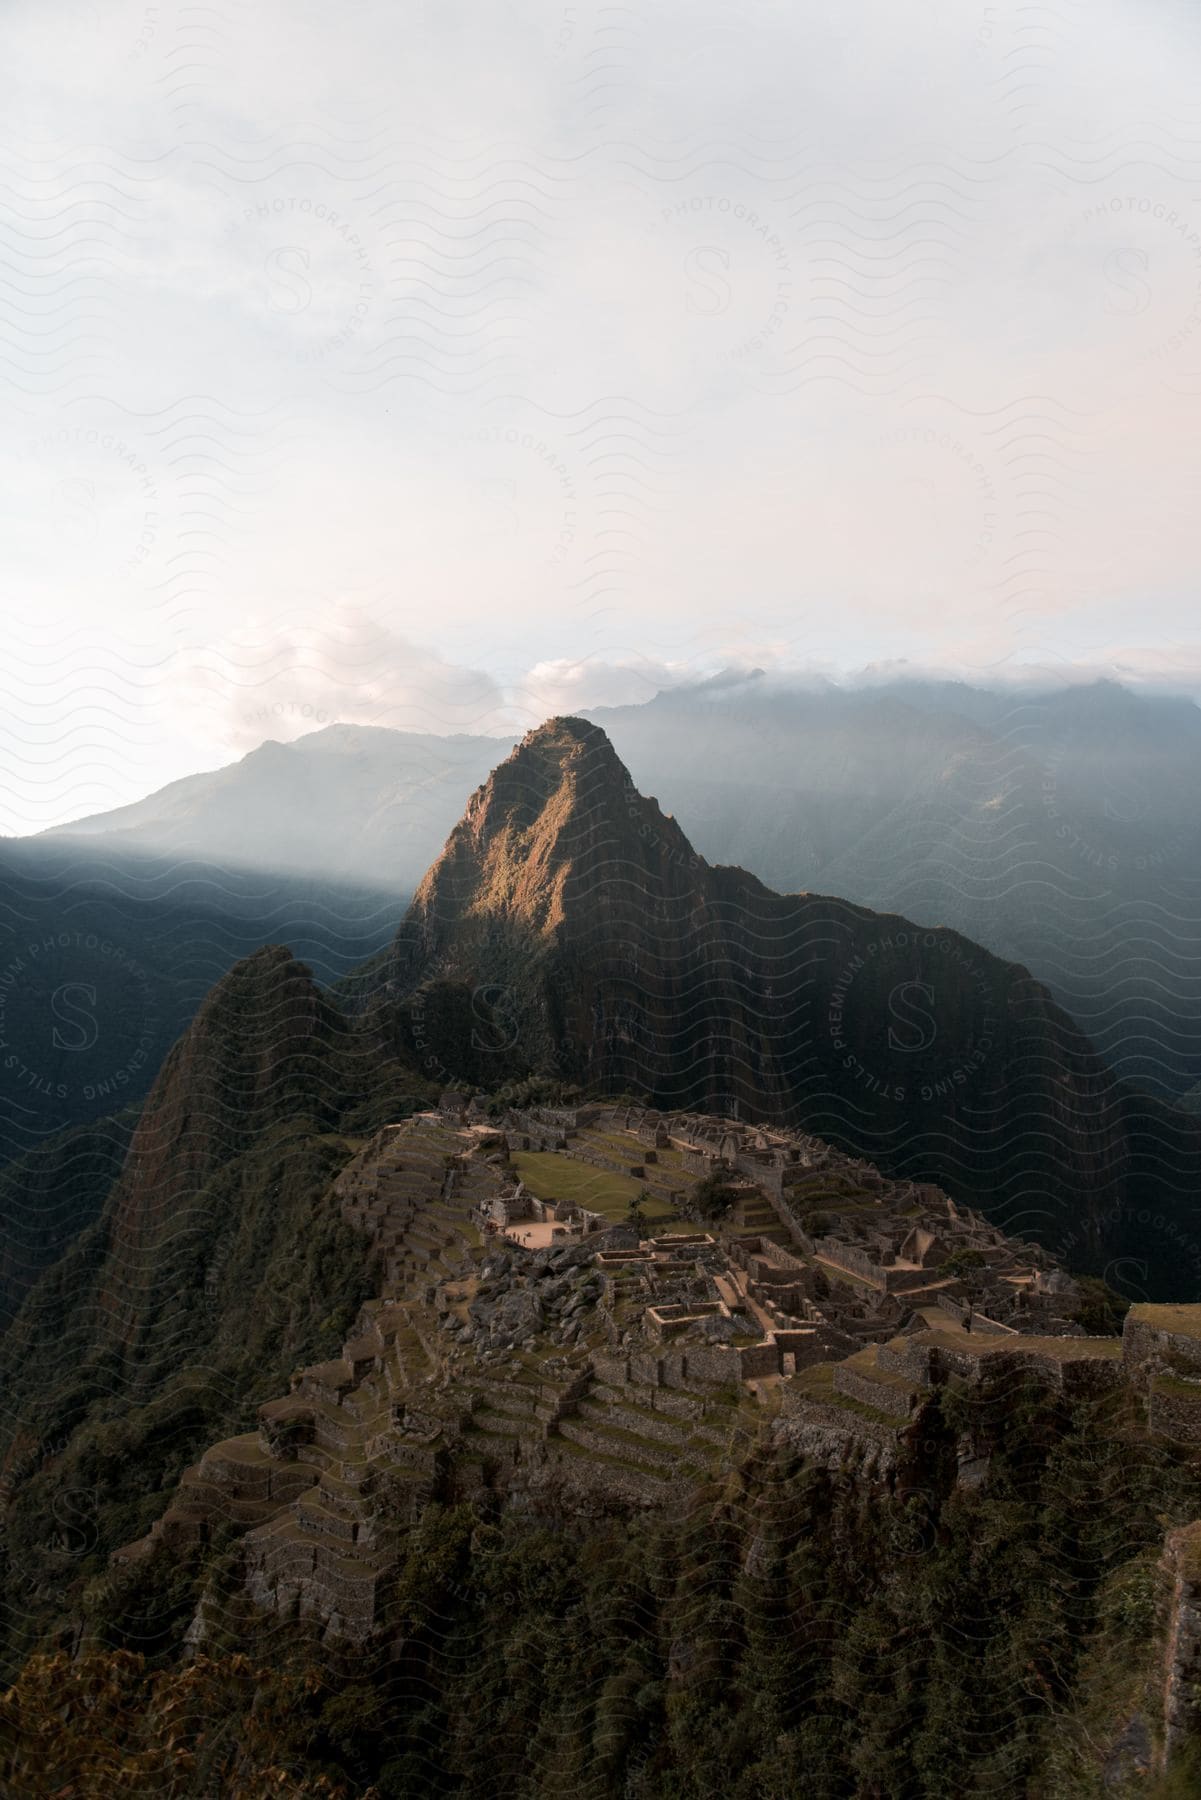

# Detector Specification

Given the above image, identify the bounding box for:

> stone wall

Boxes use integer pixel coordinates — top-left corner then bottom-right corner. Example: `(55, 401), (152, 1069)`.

(1161, 1522), (1201, 1768)
(591, 1348), (630, 1386)
(813, 1238), (884, 1285)
(988, 1344), (1125, 1400)
(646, 1303), (724, 1342)
(813, 1238), (926, 1292)
(606, 1342), (743, 1394)
(772, 1328), (829, 1370)
(734, 1154), (786, 1199)
(1148, 1379), (1201, 1445)
(758, 1287), (815, 1326)
(737, 1236), (808, 1274)
(1124, 1308), (1201, 1380)
(937, 1294), (1017, 1336)
(876, 1338), (936, 1386)
(833, 1364), (917, 1421)
(876, 1333), (1125, 1401)
(772, 1395), (902, 1481)
(737, 1342), (782, 1380)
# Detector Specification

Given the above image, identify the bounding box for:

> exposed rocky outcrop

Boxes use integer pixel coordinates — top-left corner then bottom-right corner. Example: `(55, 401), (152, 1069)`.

(1161, 1522), (1201, 1766)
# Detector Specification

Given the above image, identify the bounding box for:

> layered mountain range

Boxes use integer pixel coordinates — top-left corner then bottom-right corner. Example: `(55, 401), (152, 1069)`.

(5, 714), (1198, 1346)
(34, 676), (1201, 1104)
(36, 725), (507, 891)
(3, 716), (1201, 1791)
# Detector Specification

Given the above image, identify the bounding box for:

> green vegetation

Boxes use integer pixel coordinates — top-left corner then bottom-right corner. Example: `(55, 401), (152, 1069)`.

(1175, 1521), (1201, 1584)
(1151, 1371), (1201, 1400)
(0, 1121), (379, 1678)
(4, 928), (1201, 1792)
(1150, 1746), (1201, 1798)
(937, 1247), (990, 1282)
(10, 1377), (1201, 1798)
(0, 1108), (138, 1333)
(1070, 1274), (1132, 1337)
(483, 1075), (582, 1117)
(0, 947), (433, 1683)
(690, 1170), (738, 1221)
(512, 1152), (675, 1224)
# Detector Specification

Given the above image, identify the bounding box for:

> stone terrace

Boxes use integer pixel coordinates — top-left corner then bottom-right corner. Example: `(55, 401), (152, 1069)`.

(113, 1103), (1188, 1647)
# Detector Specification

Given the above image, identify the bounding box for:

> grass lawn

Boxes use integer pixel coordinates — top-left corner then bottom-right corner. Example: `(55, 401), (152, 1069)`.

(1129, 1303), (1201, 1340)
(1152, 1371), (1201, 1398)
(916, 1326), (1123, 1360)
(512, 1151), (677, 1225)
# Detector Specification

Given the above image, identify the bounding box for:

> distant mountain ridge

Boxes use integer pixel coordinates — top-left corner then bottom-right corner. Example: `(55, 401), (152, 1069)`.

(32, 677), (1201, 1098)
(37, 725), (511, 888)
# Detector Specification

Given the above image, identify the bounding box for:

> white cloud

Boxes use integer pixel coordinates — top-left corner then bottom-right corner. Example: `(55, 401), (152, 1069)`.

(3, 0), (1201, 827)
(168, 607), (509, 757)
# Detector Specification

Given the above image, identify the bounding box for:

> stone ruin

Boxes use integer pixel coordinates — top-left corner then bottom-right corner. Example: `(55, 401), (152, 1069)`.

(106, 1103), (1201, 1659)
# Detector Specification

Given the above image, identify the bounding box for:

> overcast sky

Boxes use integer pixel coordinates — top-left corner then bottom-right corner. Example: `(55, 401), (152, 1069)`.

(3, 0), (1201, 830)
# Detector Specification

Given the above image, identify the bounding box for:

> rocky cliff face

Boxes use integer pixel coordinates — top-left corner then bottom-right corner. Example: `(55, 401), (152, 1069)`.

(368, 718), (1201, 1293)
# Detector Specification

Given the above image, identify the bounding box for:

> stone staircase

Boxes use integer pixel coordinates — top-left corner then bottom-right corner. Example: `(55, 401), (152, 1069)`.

(336, 1120), (495, 1293)
(546, 1372), (748, 1497)
(731, 1187), (793, 1247)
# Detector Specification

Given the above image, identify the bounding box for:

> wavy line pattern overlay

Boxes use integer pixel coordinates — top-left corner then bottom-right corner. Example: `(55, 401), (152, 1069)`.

(2, 4), (1201, 1796)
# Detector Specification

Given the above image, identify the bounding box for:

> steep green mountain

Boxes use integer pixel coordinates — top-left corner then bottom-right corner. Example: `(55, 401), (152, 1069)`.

(359, 716), (1201, 1299)
(0, 840), (403, 1157)
(0, 842), (404, 1333)
(0, 1111), (136, 1341)
(0, 943), (433, 1681)
(587, 675), (1201, 1098)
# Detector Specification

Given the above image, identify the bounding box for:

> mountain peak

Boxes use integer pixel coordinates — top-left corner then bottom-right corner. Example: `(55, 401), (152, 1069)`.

(104, 941), (346, 1342)
(402, 716), (695, 958)
(455, 714), (654, 841)
(511, 709), (619, 759)
(190, 941), (323, 1031)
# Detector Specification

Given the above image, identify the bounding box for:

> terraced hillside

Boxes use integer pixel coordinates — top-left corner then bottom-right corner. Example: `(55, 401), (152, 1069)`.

(108, 1097), (1130, 1650)
(112, 1110), (775, 1643)
(12, 1095), (1201, 1794)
